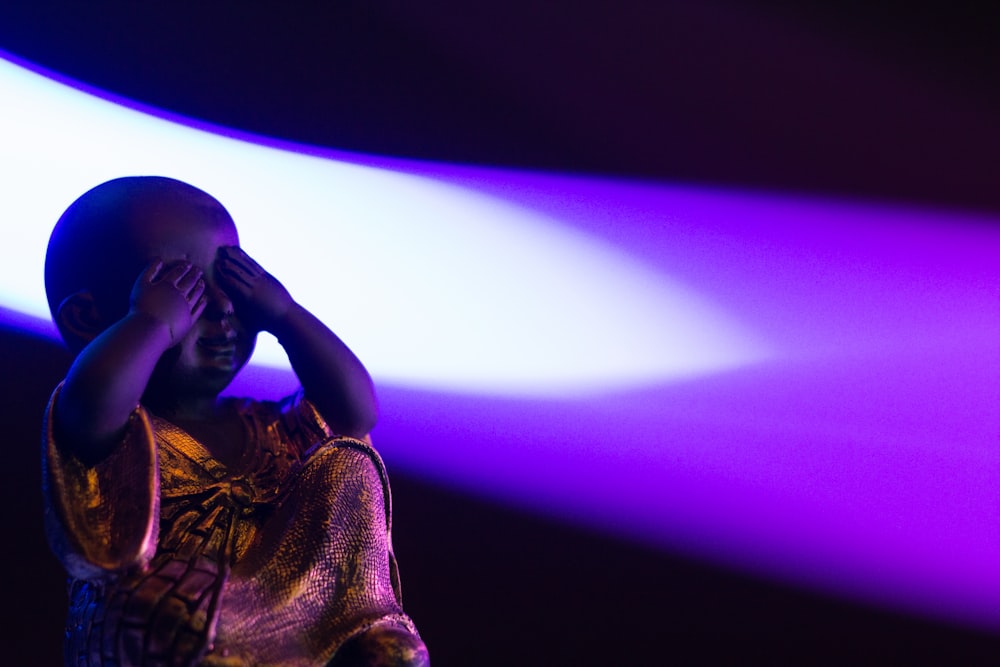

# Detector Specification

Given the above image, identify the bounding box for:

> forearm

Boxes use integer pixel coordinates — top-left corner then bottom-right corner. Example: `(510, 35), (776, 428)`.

(271, 303), (378, 439)
(215, 245), (378, 437)
(56, 312), (173, 462)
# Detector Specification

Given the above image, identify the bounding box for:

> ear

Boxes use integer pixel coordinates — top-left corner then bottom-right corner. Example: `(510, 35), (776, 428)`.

(55, 291), (105, 349)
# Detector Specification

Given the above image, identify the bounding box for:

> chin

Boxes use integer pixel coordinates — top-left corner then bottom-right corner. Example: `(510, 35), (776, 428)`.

(209, 365), (242, 387)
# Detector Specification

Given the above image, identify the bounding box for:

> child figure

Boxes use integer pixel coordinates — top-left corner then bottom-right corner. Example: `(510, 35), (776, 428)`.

(41, 176), (429, 667)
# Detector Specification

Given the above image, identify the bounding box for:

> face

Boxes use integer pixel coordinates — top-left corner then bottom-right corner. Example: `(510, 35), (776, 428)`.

(130, 192), (256, 402)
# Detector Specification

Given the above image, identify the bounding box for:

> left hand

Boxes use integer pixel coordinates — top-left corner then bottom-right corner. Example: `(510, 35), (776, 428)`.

(215, 246), (294, 333)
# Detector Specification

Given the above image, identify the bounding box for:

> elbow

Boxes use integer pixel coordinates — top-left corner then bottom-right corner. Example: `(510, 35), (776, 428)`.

(345, 399), (378, 440)
(54, 390), (124, 465)
(307, 376), (379, 440)
(351, 378), (379, 437)
(321, 391), (378, 440)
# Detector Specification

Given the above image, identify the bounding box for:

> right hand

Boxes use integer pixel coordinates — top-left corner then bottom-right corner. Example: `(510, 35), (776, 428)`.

(129, 259), (208, 345)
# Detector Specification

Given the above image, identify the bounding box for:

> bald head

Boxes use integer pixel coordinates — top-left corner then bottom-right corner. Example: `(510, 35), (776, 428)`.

(45, 176), (236, 347)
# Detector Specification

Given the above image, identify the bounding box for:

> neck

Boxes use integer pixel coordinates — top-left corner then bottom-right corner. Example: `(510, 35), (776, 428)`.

(143, 388), (222, 422)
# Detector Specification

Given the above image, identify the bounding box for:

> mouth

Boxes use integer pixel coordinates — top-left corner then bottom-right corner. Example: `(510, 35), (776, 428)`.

(197, 335), (238, 356)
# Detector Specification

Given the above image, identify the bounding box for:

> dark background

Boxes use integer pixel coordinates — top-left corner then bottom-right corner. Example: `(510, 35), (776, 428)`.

(2, 1), (1000, 663)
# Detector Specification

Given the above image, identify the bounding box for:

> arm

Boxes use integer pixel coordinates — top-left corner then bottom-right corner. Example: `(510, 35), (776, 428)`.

(216, 246), (378, 439)
(55, 261), (207, 463)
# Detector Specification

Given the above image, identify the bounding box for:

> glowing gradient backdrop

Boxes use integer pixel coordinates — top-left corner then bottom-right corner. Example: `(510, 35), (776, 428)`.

(3, 44), (999, 640)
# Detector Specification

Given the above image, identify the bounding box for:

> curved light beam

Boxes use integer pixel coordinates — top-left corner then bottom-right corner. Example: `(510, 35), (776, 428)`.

(0, 53), (768, 396)
(4, 51), (1000, 634)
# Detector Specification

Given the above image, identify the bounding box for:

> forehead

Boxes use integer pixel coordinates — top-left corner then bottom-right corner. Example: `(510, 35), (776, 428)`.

(126, 192), (238, 260)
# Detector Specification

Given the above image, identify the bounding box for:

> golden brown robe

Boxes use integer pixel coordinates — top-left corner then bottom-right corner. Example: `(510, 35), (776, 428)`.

(43, 384), (417, 666)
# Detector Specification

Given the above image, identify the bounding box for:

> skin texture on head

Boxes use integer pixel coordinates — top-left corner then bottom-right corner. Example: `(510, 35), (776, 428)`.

(48, 176), (259, 416)
(50, 175), (377, 465)
(48, 177), (253, 458)
(46, 176), (239, 351)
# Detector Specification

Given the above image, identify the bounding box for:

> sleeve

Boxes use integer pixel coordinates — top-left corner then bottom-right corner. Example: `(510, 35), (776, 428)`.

(41, 383), (160, 581)
(277, 391), (400, 602)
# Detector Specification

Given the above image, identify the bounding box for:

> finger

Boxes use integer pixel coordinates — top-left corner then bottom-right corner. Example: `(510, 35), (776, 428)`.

(187, 275), (206, 302)
(240, 251), (264, 274)
(220, 246), (264, 277)
(190, 293), (208, 318)
(176, 266), (204, 293)
(141, 258), (166, 284)
(162, 260), (195, 284)
(216, 257), (254, 290)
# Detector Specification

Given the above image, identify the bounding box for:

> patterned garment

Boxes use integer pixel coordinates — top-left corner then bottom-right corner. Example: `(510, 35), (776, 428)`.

(43, 385), (417, 666)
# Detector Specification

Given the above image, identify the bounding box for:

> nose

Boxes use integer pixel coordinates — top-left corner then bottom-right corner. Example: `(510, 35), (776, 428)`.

(202, 282), (235, 321)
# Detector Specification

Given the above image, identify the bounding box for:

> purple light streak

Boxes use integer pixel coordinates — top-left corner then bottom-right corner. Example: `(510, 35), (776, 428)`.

(6, 45), (999, 631)
(242, 176), (1000, 631)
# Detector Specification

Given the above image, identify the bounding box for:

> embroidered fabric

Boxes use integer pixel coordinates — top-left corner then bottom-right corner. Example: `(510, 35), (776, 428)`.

(43, 385), (416, 666)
